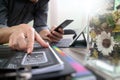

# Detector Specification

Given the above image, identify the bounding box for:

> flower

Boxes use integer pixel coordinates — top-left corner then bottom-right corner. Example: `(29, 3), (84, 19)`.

(90, 10), (120, 31)
(96, 31), (115, 55)
(90, 29), (96, 41)
(89, 10), (120, 56)
(112, 10), (120, 22)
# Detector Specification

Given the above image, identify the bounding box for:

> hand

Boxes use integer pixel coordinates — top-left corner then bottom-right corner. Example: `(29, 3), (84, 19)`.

(9, 24), (48, 53)
(39, 26), (64, 42)
(48, 26), (64, 42)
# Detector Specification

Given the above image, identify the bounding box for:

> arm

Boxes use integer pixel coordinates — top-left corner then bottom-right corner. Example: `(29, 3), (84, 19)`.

(33, 0), (49, 32)
(0, 0), (10, 43)
(0, 0), (8, 25)
(0, 1), (48, 53)
(34, 1), (64, 42)
(0, 24), (48, 53)
(0, 27), (14, 44)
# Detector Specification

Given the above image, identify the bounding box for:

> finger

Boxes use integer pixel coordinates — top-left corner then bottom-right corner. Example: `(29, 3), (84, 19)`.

(51, 26), (56, 31)
(47, 33), (59, 41)
(9, 36), (13, 48)
(43, 34), (53, 42)
(9, 39), (15, 49)
(35, 31), (48, 47)
(49, 31), (63, 42)
(46, 34), (55, 42)
(9, 35), (18, 50)
(58, 28), (64, 34)
(9, 36), (23, 51)
(41, 33), (51, 42)
(17, 33), (27, 50)
(52, 31), (63, 39)
(47, 34), (60, 42)
(26, 28), (34, 53)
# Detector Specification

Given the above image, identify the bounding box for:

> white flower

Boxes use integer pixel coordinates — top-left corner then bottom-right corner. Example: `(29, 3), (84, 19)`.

(96, 31), (115, 55)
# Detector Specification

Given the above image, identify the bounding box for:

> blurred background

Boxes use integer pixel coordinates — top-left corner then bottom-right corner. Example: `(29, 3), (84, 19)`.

(29, 0), (120, 34)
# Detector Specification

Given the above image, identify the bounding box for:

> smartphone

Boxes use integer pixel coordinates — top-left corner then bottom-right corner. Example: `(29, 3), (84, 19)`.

(54, 20), (74, 32)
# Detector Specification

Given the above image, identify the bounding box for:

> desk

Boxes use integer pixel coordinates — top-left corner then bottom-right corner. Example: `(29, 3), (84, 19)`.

(0, 44), (118, 80)
(60, 47), (120, 80)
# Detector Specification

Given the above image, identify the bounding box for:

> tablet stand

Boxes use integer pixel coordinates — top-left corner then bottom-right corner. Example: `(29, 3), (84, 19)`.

(70, 32), (87, 47)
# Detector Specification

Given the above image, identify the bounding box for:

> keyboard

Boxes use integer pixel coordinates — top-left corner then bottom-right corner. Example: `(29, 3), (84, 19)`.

(34, 38), (73, 48)
(51, 38), (73, 47)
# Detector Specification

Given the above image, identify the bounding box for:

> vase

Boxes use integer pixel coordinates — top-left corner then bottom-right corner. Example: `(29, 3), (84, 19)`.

(86, 15), (120, 77)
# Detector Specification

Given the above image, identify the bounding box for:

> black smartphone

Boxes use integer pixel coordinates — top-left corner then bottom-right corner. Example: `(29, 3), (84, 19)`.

(54, 20), (74, 32)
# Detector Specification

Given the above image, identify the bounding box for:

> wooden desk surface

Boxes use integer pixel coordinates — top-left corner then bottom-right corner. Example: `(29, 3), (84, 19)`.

(61, 47), (120, 80)
(61, 48), (88, 65)
(53, 34), (120, 80)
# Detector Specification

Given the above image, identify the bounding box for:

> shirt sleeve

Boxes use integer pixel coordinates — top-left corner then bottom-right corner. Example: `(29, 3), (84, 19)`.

(0, 0), (8, 27)
(33, 1), (49, 33)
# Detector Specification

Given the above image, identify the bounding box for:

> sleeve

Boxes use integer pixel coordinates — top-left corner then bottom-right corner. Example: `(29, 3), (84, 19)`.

(0, 0), (8, 28)
(33, 1), (49, 32)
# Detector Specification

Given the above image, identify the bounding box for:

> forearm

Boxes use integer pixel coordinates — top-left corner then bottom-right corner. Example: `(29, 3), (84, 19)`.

(34, 0), (49, 32)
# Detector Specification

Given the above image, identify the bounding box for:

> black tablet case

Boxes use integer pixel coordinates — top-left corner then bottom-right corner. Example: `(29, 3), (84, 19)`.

(0, 45), (75, 80)
(31, 48), (75, 80)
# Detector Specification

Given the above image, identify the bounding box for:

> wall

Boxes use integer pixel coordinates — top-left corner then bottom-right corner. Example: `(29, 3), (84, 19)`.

(28, 0), (90, 34)
(48, 0), (89, 32)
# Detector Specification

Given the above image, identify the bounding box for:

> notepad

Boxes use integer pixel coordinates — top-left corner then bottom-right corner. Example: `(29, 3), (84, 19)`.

(0, 45), (64, 75)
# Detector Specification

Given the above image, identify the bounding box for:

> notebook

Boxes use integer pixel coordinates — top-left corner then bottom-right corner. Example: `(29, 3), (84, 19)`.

(0, 45), (75, 80)
(0, 45), (64, 76)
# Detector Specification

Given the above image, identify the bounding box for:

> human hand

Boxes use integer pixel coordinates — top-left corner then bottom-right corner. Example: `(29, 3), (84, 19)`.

(9, 24), (48, 53)
(48, 26), (64, 42)
(39, 26), (64, 42)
